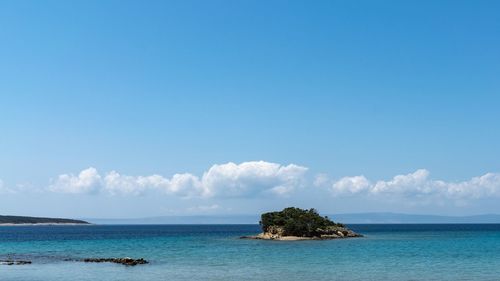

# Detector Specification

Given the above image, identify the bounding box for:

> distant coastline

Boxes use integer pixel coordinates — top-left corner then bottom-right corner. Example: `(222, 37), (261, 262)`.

(0, 223), (90, 226)
(0, 215), (90, 226)
(83, 212), (500, 225)
(4, 213), (499, 225)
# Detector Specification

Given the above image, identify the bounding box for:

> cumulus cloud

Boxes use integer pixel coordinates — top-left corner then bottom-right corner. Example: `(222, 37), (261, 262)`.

(49, 167), (102, 194)
(332, 175), (371, 195)
(329, 169), (500, 200)
(45, 164), (500, 202)
(200, 161), (308, 197)
(104, 172), (170, 195)
(438, 173), (500, 199)
(372, 169), (432, 195)
(49, 161), (308, 197)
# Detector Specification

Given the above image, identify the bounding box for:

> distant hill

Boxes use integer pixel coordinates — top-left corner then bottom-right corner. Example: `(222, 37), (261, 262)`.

(86, 215), (259, 225)
(0, 215), (89, 225)
(84, 213), (500, 225)
(330, 213), (500, 224)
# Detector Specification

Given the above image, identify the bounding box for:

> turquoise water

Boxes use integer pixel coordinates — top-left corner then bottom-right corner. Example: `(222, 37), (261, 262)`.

(1, 224), (500, 281)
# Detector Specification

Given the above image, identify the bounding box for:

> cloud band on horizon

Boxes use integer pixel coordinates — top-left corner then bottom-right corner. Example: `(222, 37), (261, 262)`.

(326, 169), (500, 200)
(48, 161), (308, 197)
(28, 161), (500, 203)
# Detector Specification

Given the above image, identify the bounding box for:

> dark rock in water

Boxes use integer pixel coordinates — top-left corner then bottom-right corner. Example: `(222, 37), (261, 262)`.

(81, 257), (148, 266)
(0, 260), (32, 265)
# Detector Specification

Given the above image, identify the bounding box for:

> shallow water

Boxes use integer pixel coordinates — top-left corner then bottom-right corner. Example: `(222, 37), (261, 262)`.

(1, 224), (500, 281)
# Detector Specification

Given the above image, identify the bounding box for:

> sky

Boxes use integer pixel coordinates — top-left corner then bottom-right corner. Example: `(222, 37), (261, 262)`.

(1, 0), (499, 219)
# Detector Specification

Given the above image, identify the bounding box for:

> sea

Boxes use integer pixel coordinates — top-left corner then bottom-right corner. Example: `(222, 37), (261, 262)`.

(1, 224), (500, 281)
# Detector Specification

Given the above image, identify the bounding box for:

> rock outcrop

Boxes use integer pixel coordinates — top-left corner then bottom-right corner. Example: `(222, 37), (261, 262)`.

(242, 225), (362, 240)
(0, 260), (32, 265)
(241, 207), (362, 240)
(80, 257), (148, 266)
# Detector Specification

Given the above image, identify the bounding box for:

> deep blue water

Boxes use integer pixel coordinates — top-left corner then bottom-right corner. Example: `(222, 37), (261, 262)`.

(1, 224), (500, 281)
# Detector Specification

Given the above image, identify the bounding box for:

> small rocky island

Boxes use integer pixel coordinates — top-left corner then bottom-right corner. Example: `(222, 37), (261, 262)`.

(242, 207), (362, 240)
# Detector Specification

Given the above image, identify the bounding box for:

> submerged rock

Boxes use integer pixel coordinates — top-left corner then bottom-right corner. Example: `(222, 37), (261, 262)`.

(0, 260), (32, 265)
(81, 257), (148, 266)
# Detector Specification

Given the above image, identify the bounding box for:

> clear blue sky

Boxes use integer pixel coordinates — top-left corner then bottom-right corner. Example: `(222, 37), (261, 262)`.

(1, 0), (499, 218)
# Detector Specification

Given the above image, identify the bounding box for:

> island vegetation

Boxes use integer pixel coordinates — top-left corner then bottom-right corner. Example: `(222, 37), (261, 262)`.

(0, 215), (89, 225)
(242, 207), (361, 240)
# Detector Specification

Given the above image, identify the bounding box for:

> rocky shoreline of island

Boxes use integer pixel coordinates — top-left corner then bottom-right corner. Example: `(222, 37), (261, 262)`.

(241, 226), (362, 241)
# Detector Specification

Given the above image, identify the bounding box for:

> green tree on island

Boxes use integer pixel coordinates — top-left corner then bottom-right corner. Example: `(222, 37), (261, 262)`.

(260, 207), (345, 237)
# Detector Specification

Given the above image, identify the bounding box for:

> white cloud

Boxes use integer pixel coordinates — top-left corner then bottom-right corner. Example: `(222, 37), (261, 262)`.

(439, 173), (500, 199)
(330, 169), (500, 200)
(199, 161), (308, 197)
(372, 169), (432, 195)
(49, 167), (102, 194)
(165, 173), (204, 196)
(44, 164), (500, 203)
(103, 171), (170, 195)
(49, 161), (308, 197)
(332, 175), (371, 195)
